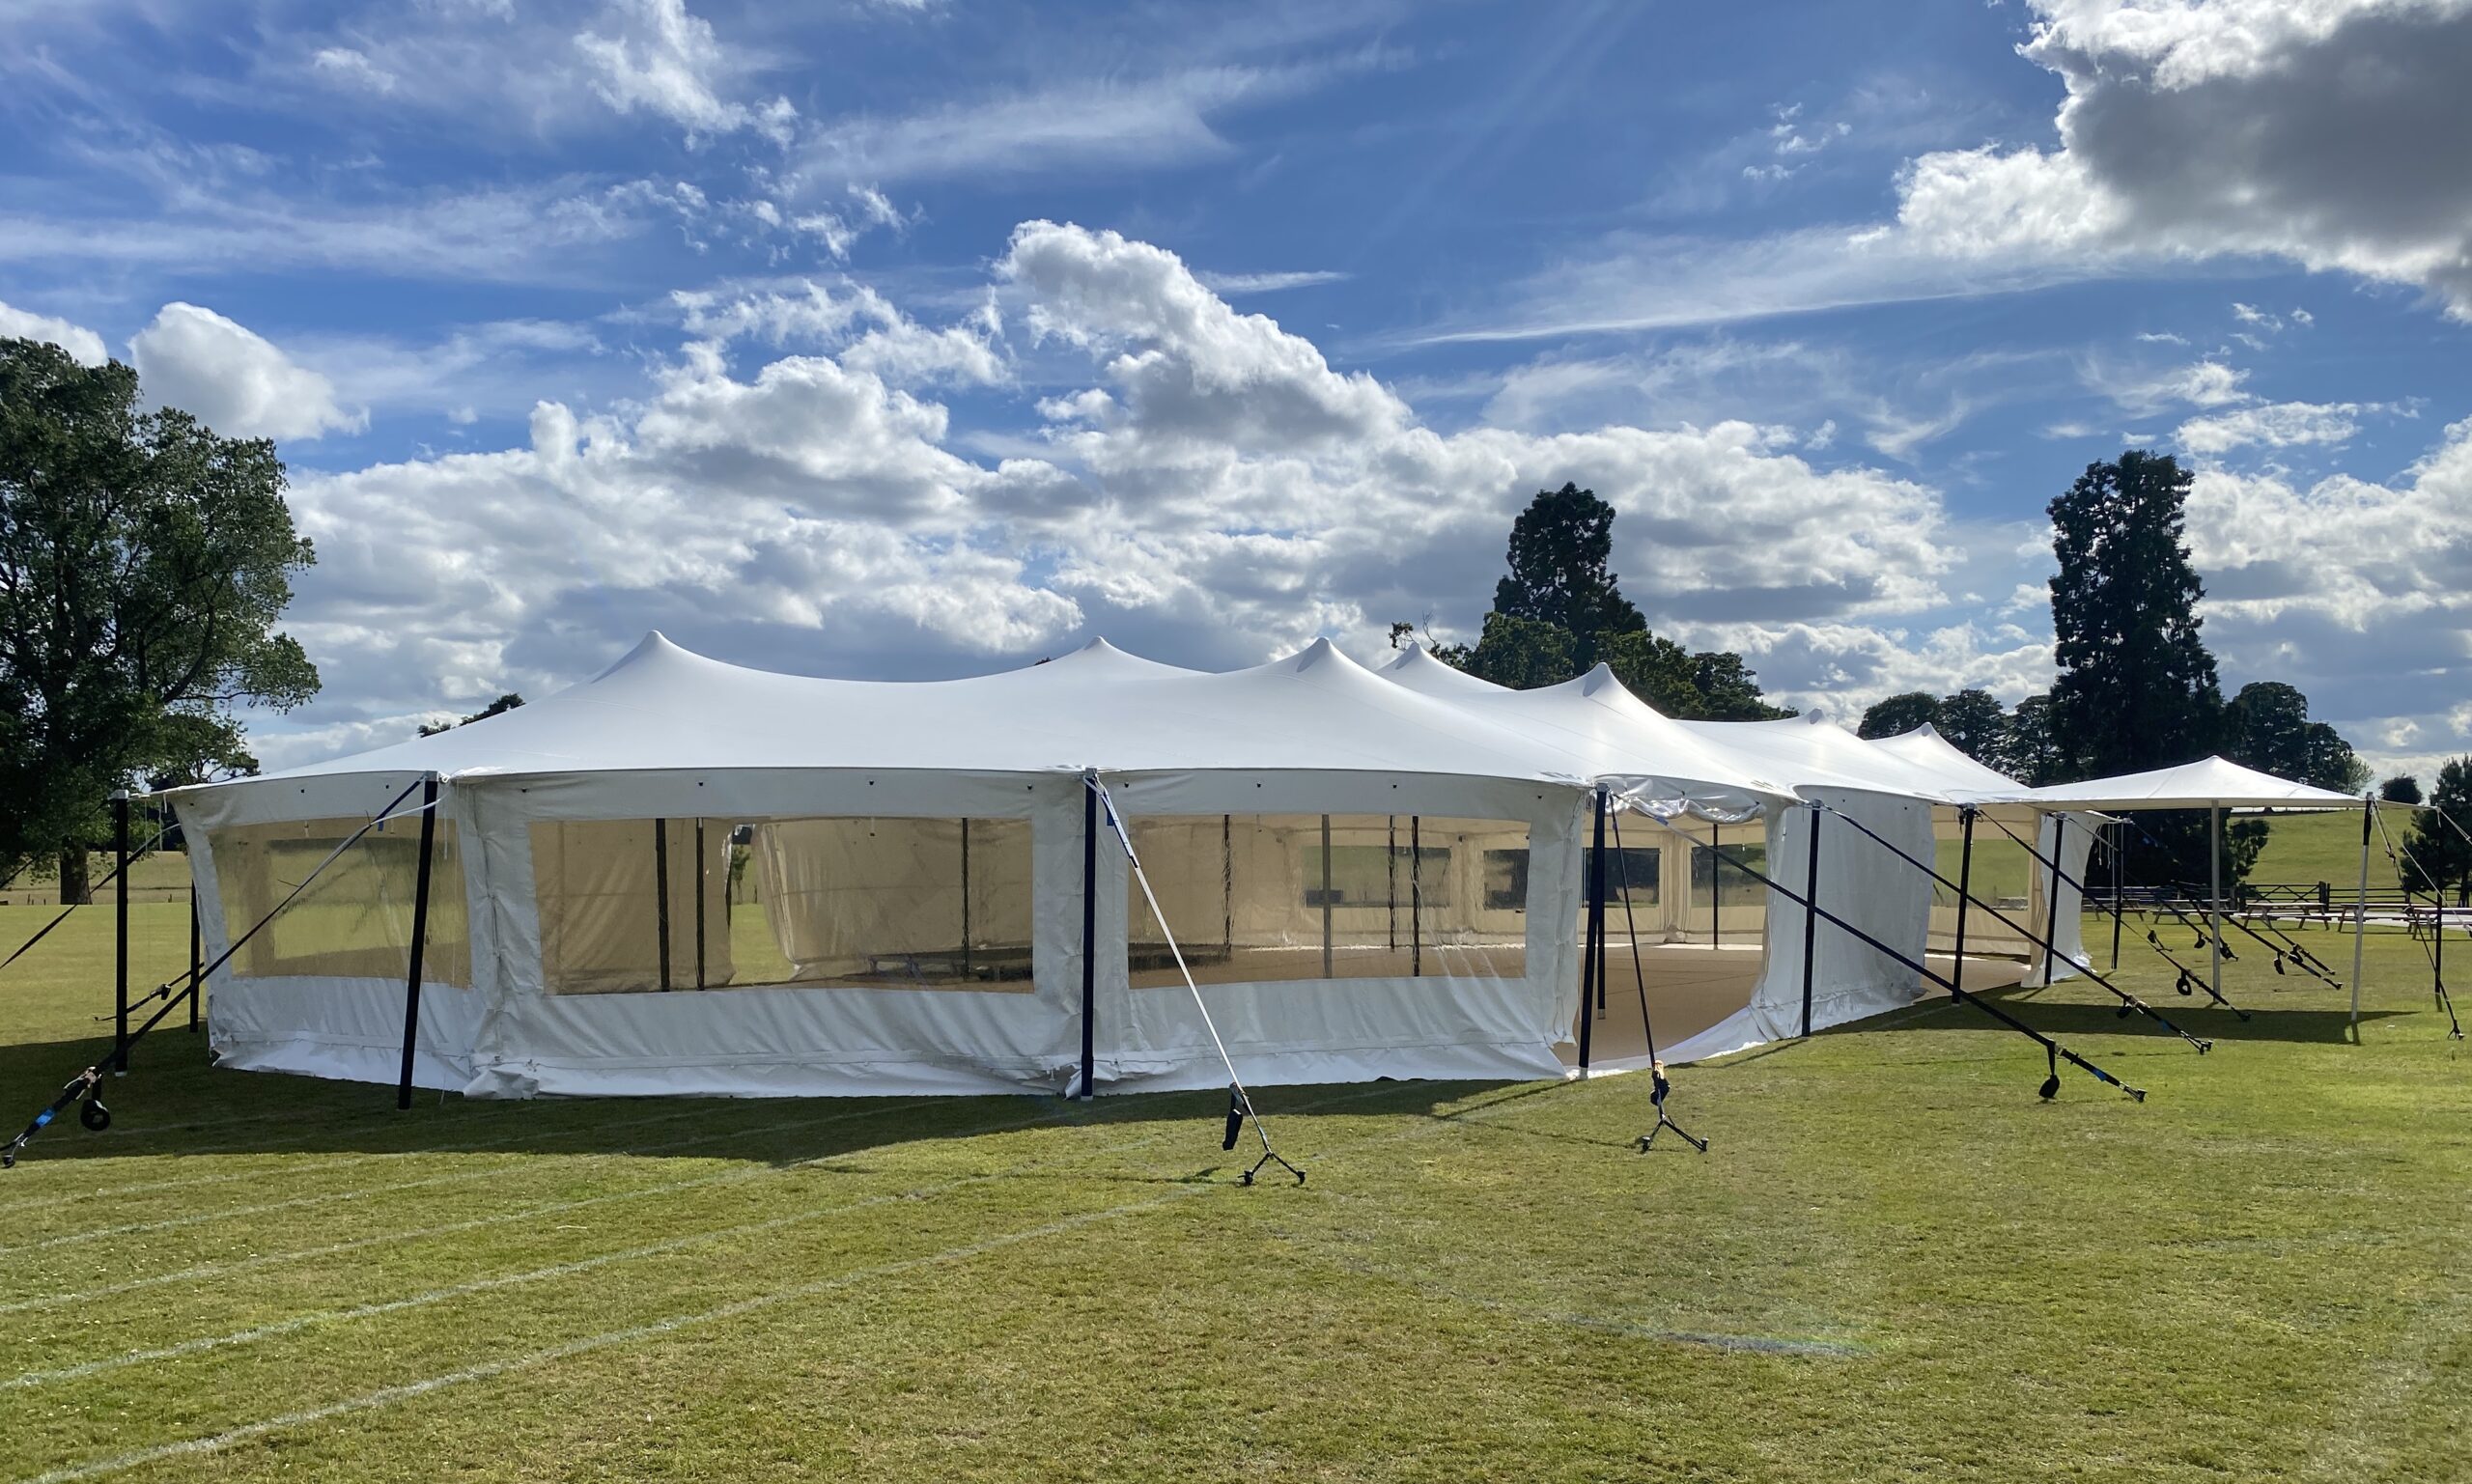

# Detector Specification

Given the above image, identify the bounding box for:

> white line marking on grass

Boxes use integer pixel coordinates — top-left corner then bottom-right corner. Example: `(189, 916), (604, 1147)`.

(2, 1083), (1410, 1392)
(13, 1079), (1507, 1482)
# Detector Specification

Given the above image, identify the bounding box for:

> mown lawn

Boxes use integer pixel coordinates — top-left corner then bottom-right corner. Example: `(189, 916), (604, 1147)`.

(0, 900), (2465, 1482)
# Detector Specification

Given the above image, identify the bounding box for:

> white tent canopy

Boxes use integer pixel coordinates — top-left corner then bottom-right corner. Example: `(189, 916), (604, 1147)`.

(173, 632), (1722, 1101)
(1998, 755), (2363, 811)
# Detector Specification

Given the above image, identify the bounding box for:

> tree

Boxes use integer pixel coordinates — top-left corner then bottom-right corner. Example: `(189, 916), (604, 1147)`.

(2301, 721), (2370, 795)
(1686, 651), (1792, 721)
(1450, 612), (1575, 690)
(419, 692), (525, 738)
(0, 340), (318, 898)
(2225, 682), (2312, 778)
(1997, 693), (2066, 786)
(1489, 483), (1644, 669)
(2382, 774), (2424, 805)
(2046, 450), (2224, 780)
(1599, 629), (1701, 715)
(1858, 691), (1940, 740)
(1936, 689), (2010, 765)
(2402, 758), (2472, 904)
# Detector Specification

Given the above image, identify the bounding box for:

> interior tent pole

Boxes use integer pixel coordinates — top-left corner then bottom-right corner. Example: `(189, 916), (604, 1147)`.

(959, 817), (970, 983)
(654, 819), (673, 993)
(2209, 805), (2223, 1005)
(112, 791), (129, 1075)
(2352, 793), (2372, 1025)
(694, 819), (708, 990)
(1578, 788), (1606, 1070)
(1799, 800), (1822, 1038)
(1089, 775), (1302, 1184)
(1387, 816), (1397, 954)
(1708, 822), (1721, 945)
(1655, 815), (2147, 1101)
(1079, 774), (1098, 1100)
(1410, 817), (1422, 976)
(1320, 815), (1334, 977)
(395, 774), (441, 1111)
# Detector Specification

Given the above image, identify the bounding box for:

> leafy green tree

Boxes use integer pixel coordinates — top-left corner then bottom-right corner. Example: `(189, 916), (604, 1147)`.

(0, 339), (317, 898)
(1598, 629), (1700, 715)
(1687, 651), (1792, 721)
(2302, 721), (2370, 794)
(1935, 689), (2010, 765)
(1451, 612), (1575, 690)
(2382, 774), (2424, 805)
(2046, 450), (2224, 779)
(1858, 692), (1940, 740)
(2402, 758), (2472, 905)
(2226, 682), (2312, 777)
(1997, 693), (2066, 786)
(1489, 483), (1644, 669)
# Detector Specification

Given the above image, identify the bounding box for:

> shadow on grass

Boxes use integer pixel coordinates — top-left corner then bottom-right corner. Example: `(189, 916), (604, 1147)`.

(1892, 987), (2402, 1046)
(0, 1028), (1528, 1174)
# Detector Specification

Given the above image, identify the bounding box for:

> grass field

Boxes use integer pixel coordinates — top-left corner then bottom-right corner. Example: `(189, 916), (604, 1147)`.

(0, 900), (2466, 1481)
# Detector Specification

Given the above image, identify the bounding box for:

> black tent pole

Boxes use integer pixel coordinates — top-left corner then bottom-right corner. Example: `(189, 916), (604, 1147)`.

(1578, 788), (1605, 1071)
(395, 775), (440, 1111)
(1952, 807), (1974, 999)
(654, 819), (672, 992)
(2040, 814), (2066, 987)
(187, 879), (201, 1032)
(1799, 800), (1822, 1038)
(1079, 774), (1098, 1100)
(112, 792), (129, 1075)
(2110, 821), (2124, 972)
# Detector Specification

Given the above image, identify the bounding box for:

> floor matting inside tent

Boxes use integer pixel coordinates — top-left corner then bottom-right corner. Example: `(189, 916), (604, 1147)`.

(1559, 944), (2029, 1069)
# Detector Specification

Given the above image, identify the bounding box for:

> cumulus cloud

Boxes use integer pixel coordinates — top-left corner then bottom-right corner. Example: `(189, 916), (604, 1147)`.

(2177, 400), (2367, 455)
(1896, 0), (2472, 317)
(255, 219), (1974, 755)
(129, 303), (364, 440)
(0, 299), (107, 365)
(575, 0), (796, 143)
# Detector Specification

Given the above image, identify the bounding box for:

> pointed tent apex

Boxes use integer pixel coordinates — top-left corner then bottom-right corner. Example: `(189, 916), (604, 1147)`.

(1291, 636), (1343, 667)
(1077, 636), (1124, 656)
(1380, 642), (1432, 672)
(1576, 662), (1622, 696)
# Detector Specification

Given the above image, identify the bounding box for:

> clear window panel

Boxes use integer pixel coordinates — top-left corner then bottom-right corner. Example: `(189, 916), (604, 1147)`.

(211, 815), (471, 986)
(532, 817), (1034, 994)
(1126, 814), (1531, 987)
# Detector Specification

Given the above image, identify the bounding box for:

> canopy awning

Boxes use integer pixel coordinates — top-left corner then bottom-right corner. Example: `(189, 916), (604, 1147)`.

(1996, 755), (2362, 811)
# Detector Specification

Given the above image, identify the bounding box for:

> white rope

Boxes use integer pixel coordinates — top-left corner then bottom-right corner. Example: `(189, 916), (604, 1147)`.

(1085, 776), (1274, 1159)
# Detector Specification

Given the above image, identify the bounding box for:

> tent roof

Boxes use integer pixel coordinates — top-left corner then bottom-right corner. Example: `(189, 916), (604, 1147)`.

(1377, 646), (1793, 810)
(1671, 712), (1973, 802)
(2000, 755), (2363, 811)
(199, 631), (1615, 793)
(1867, 723), (2025, 797)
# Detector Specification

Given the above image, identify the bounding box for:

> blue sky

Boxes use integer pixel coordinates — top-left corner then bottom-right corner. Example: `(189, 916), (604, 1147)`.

(4, 0), (2470, 780)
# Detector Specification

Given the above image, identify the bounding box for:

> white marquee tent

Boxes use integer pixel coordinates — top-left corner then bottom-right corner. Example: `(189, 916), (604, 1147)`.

(169, 633), (1801, 1101)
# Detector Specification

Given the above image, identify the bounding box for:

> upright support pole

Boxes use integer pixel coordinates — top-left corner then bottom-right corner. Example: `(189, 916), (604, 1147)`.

(2109, 820), (2124, 972)
(1080, 777), (1099, 1100)
(396, 775), (440, 1111)
(694, 818), (708, 990)
(653, 818), (672, 992)
(187, 879), (201, 1032)
(959, 817), (971, 983)
(2208, 804), (2223, 1004)
(1319, 815), (1334, 977)
(1952, 807), (1976, 996)
(1410, 817), (1422, 976)
(1578, 788), (1607, 1071)
(1707, 822), (1721, 945)
(2435, 878), (2447, 1014)
(112, 791), (129, 1075)
(2040, 814), (2066, 987)
(1799, 800), (1822, 1038)
(2352, 793), (2372, 1025)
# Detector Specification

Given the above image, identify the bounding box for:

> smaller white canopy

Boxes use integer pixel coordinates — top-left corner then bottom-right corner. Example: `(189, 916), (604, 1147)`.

(1674, 713), (1968, 802)
(1868, 723), (2024, 798)
(2007, 755), (2362, 811)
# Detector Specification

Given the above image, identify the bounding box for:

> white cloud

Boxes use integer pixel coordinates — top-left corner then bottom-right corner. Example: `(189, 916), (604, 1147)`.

(309, 46), (397, 95)
(573, 0), (796, 143)
(1194, 269), (1351, 294)
(2105, 357), (2252, 414)
(129, 303), (363, 440)
(2177, 400), (2366, 455)
(0, 299), (107, 365)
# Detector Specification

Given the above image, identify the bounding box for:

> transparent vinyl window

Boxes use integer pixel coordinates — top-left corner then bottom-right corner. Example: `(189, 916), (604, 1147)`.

(1127, 814), (1531, 988)
(211, 815), (471, 986)
(532, 816), (1033, 994)
(1928, 830), (2035, 955)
